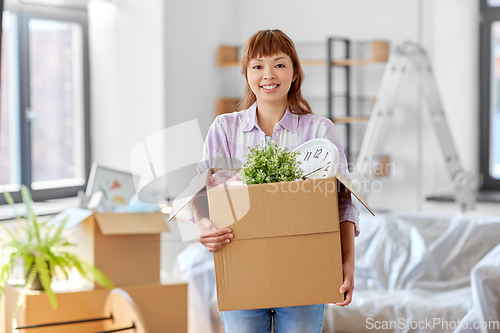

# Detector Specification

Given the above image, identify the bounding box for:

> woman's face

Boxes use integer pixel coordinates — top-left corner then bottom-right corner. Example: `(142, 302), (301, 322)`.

(246, 53), (296, 106)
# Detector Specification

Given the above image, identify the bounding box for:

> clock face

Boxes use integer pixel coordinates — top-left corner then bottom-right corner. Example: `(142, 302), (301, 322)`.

(293, 138), (339, 179)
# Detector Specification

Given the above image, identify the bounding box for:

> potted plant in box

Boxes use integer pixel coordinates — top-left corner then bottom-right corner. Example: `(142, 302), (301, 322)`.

(0, 185), (114, 309)
(241, 141), (303, 184)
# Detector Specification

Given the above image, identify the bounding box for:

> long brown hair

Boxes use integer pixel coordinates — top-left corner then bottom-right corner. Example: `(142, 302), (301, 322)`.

(239, 29), (312, 115)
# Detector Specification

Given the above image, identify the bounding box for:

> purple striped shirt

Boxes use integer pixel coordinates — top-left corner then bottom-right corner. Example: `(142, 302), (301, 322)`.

(195, 102), (360, 236)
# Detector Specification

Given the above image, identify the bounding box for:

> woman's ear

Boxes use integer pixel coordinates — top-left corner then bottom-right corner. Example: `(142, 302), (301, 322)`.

(293, 73), (298, 82)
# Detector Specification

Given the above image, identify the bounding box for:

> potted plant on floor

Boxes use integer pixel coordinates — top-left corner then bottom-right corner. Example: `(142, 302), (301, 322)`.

(0, 185), (114, 309)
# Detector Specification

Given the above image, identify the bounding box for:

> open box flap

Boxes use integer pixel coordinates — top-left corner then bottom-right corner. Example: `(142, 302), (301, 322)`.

(168, 169), (210, 221)
(208, 179), (340, 240)
(50, 207), (94, 229)
(335, 170), (375, 216)
(94, 211), (169, 235)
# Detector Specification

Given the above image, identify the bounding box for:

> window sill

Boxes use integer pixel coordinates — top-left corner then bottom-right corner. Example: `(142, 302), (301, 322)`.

(0, 197), (80, 221)
(426, 191), (500, 203)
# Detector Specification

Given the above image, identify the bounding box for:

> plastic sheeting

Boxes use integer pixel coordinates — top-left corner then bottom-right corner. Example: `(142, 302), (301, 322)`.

(326, 212), (500, 333)
(172, 212), (500, 333)
(453, 242), (500, 333)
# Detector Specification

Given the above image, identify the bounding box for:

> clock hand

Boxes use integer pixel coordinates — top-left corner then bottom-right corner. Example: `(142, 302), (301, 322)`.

(301, 162), (332, 180)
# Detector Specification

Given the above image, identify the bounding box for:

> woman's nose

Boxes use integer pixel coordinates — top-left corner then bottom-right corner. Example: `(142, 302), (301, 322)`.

(264, 69), (276, 80)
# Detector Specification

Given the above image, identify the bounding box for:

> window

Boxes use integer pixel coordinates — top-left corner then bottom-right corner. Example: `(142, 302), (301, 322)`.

(0, 6), (90, 203)
(480, 1), (500, 190)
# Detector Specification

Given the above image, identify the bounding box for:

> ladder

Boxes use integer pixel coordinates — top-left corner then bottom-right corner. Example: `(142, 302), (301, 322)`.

(352, 42), (477, 212)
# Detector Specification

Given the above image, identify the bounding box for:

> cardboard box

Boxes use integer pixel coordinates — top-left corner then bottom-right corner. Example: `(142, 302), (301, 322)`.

(2, 286), (109, 333)
(170, 169), (373, 311)
(57, 209), (170, 287)
(121, 282), (188, 333)
(1, 282), (188, 333)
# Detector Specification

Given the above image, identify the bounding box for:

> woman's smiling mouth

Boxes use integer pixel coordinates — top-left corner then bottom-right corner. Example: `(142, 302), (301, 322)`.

(261, 84), (280, 92)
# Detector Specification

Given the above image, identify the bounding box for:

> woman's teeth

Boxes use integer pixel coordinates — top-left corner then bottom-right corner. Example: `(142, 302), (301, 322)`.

(262, 84), (278, 90)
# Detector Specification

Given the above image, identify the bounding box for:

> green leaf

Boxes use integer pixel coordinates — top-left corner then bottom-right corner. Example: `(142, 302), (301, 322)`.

(241, 141), (303, 185)
(24, 256), (34, 276)
(0, 251), (16, 297)
(24, 264), (38, 290)
(63, 253), (86, 277)
(21, 186), (41, 243)
(49, 216), (68, 244)
(77, 256), (114, 290)
(1, 186), (114, 309)
(34, 256), (57, 309)
(3, 191), (23, 222)
(0, 223), (15, 241)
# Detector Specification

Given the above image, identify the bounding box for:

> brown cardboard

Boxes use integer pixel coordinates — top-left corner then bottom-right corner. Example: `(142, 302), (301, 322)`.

(94, 212), (170, 235)
(170, 168), (373, 311)
(122, 282), (188, 333)
(62, 210), (169, 287)
(2, 282), (188, 333)
(2, 286), (108, 333)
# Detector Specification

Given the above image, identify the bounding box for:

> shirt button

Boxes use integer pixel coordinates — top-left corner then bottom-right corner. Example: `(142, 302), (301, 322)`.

(276, 132), (280, 136)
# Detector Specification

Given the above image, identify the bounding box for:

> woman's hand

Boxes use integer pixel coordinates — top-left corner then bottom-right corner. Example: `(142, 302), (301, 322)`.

(335, 261), (354, 306)
(198, 217), (233, 252)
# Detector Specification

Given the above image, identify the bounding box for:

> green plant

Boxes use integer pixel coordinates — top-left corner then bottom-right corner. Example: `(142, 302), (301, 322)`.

(241, 141), (303, 185)
(0, 185), (114, 309)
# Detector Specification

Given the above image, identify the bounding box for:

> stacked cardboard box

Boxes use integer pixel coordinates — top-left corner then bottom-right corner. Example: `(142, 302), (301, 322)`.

(1, 211), (188, 333)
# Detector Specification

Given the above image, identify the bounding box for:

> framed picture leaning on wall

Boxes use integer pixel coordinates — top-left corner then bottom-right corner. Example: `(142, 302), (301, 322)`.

(85, 163), (137, 211)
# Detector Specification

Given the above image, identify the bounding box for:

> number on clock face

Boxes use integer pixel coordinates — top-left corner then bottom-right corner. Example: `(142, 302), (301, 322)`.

(298, 145), (334, 178)
(293, 138), (340, 180)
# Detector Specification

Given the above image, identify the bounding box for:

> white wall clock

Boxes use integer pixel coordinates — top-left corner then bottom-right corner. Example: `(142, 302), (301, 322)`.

(293, 138), (340, 179)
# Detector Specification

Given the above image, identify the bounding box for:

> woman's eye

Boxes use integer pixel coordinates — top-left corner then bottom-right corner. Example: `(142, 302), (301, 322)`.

(252, 65), (262, 69)
(276, 64), (285, 68)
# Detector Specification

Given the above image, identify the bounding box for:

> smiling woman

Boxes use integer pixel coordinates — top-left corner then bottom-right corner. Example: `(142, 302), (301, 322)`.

(238, 29), (312, 117)
(246, 53), (296, 118)
(192, 29), (360, 333)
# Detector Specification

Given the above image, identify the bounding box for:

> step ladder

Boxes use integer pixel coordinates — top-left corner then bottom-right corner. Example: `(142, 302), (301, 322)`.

(352, 42), (477, 212)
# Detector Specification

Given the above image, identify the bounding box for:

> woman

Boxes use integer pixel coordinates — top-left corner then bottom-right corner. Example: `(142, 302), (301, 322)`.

(192, 29), (359, 333)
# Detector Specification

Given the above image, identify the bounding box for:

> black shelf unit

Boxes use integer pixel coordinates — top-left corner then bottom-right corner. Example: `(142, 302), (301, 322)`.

(326, 37), (388, 167)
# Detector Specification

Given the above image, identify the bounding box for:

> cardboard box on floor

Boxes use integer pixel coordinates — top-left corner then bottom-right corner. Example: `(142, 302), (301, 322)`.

(54, 209), (170, 287)
(1, 281), (188, 333)
(1, 286), (109, 333)
(170, 168), (373, 311)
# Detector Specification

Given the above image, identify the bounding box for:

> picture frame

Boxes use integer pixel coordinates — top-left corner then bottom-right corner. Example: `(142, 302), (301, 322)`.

(85, 163), (138, 211)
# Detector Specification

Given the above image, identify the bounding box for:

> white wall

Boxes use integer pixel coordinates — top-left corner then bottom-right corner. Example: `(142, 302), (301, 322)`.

(88, 0), (246, 277)
(88, 0), (500, 275)
(88, 0), (165, 172)
(164, 0), (240, 135)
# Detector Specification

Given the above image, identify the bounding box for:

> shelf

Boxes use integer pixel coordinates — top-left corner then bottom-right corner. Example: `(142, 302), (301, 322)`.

(216, 45), (240, 67)
(215, 97), (239, 116)
(375, 154), (390, 177)
(426, 191), (500, 203)
(216, 41), (389, 68)
(333, 116), (370, 123)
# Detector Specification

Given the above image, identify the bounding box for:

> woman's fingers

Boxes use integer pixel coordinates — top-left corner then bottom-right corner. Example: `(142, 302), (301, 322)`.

(335, 280), (354, 306)
(198, 222), (233, 252)
(200, 232), (233, 245)
(335, 285), (354, 306)
(335, 266), (354, 307)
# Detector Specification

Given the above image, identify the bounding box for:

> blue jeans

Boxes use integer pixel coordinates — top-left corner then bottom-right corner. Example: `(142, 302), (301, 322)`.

(220, 304), (325, 333)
